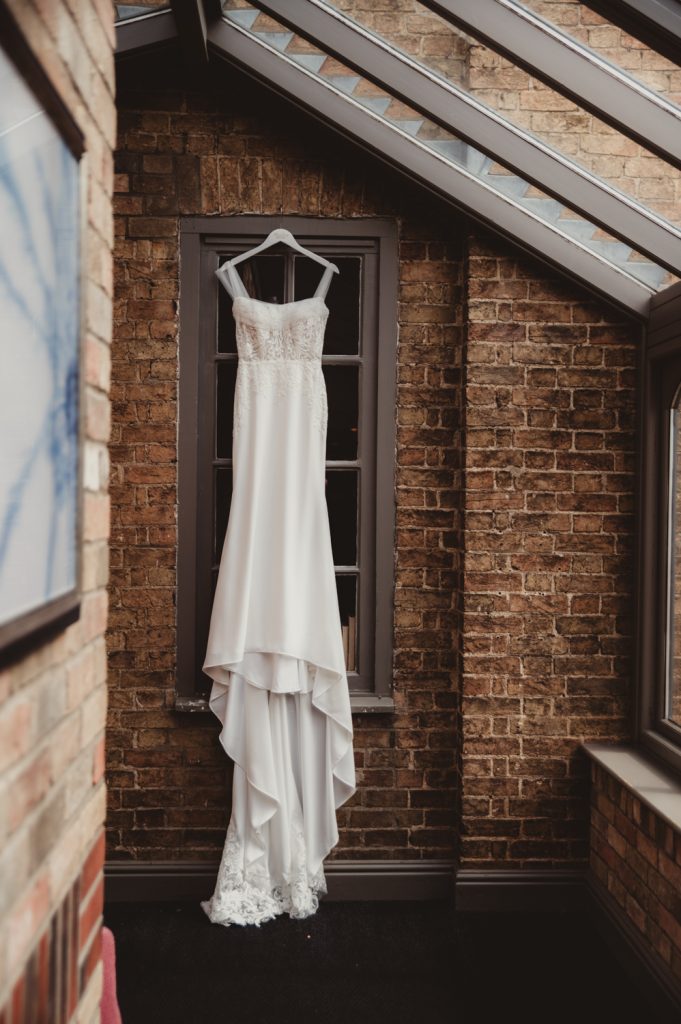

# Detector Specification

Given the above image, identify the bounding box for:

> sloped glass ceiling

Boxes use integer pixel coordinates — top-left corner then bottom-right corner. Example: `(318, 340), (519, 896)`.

(519, 0), (681, 99)
(323, 0), (681, 233)
(115, 3), (169, 22)
(221, 0), (678, 291)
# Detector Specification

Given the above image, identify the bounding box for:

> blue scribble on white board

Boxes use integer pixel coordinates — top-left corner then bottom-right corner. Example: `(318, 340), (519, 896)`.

(0, 45), (80, 628)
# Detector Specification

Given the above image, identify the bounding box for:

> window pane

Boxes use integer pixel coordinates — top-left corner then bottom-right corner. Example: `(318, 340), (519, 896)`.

(325, 469), (358, 566)
(246, 252), (286, 303)
(115, 4), (170, 23)
(668, 405), (681, 727)
(519, 0), (681, 101)
(319, 1), (681, 246)
(216, 362), (237, 459)
(294, 255), (361, 354)
(323, 365), (359, 460)
(217, 279), (237, 353)
(214, 466), (233, 564)
(336, 574), (358, 673)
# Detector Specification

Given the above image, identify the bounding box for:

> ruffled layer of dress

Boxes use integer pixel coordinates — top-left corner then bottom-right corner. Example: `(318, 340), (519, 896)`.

(201, 652), (355, 927)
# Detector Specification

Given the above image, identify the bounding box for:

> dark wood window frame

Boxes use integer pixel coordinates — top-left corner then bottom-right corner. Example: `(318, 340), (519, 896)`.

(177, 216), (398, 714)
(637, 281), (681, 776)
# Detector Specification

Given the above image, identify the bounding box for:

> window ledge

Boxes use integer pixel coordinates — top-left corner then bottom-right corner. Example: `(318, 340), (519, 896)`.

(582, 740), (681, 836)
(350, 693), (395, 713)
(174, 693), (395, 714)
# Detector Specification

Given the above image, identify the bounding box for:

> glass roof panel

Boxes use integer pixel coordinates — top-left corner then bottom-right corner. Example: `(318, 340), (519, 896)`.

(518, 0), (681, 100)
(320, 0), (681, 233)
(115, 3), (170, 23)
(221, 0), (677, 291)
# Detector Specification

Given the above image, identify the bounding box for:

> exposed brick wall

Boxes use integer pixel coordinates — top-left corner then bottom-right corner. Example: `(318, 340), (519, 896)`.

(590, 761), (681, 983)
(108, 55), (463, 862)
(110, 50), (642, 872)
(0, 0), (115, 1020)
(459, 233), (638, 867)
(2, 834), (105, 1024)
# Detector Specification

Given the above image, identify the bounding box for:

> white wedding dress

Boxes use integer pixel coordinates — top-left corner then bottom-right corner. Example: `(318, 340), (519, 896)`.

(201, 257), (356, 927)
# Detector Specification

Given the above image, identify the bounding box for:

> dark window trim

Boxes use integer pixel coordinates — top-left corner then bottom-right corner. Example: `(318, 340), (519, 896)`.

(636, 282), (681, 776)
(177, 215), (398, 714)
(0, 1), (85, 666)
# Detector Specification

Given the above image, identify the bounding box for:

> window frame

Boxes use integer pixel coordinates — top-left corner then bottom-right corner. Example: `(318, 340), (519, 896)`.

(637, 281), (681, 775)
(177, 215), (398, 713)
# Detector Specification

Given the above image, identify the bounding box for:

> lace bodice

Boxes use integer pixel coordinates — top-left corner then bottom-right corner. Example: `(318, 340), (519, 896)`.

(232, 296), (329, 363)
(231, 296), (330, 435)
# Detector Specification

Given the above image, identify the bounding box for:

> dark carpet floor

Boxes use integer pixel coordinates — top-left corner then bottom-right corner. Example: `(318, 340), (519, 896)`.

(105, 899), (667, 1024)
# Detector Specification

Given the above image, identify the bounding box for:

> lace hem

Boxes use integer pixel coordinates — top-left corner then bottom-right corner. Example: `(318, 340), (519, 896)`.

(201, 818), (328, 928)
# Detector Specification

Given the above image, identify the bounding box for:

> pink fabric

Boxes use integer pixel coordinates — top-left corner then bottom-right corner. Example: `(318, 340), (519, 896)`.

(101, 926), (123, 1024)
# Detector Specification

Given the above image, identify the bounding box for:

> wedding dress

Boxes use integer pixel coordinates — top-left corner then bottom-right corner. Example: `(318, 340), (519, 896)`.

(201, 257), (356, 927)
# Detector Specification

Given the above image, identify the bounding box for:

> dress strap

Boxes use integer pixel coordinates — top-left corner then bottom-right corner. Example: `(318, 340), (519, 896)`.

(313, 264), (335, 300)
(224, 259), (250, 299)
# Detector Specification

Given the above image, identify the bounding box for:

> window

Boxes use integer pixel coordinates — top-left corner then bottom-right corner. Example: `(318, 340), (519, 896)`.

(637, 284), (681, 774)
(177, 217), (397, 712)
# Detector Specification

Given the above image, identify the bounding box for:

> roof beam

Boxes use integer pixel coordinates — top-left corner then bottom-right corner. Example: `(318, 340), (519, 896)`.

(171, 0), (207, 65)
(115, 7), (178, 59)
(581, 0), (681, 66)
(170, 0), (214, 67)
(256, 0), (681, 278)
(420, 0), (681, 169)
(207, 16), (653, 318)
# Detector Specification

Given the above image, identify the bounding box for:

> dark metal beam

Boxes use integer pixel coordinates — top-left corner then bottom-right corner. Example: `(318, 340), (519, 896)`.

(207, 16), (653, 318)
(170, 0), (210, 66)
(420, 0), (681, 169)
(256, 0), (681, 279)
(582, 0), (681, 66)
(115, 7), (178, 59)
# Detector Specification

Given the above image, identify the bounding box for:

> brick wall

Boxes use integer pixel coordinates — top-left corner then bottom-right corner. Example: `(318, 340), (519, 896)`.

(590, 761), (681, 983)
(460, 234), (638, 866)
(0, 1), (114, 1020)
(108, 55), (463, 862)
(3, 835), (104, 1024)
(110, 46), (641, 870)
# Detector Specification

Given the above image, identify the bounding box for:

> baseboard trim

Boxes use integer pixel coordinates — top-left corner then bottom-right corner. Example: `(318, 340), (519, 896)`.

(456, 867), (681, 1013)
(586, 873), (681, 1019)
(454, 868), (589, 912)
(104, 858), (457, 903)
(103, 860), (681, 1015)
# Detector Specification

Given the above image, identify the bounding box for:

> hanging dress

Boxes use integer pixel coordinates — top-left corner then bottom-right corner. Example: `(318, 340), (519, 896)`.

(201, 257), (356, 927)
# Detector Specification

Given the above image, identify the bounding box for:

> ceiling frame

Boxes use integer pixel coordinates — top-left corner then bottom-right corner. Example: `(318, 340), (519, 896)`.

(255, 0), (681, 278)
(206, 15), (654, 318)
(115, 7), (178, 58)
(420, 0), (681, 168)
(581, 0), (681, 67)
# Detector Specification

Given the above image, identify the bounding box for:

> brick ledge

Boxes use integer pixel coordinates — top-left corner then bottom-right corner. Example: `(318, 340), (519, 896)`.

(583, 740), (681, 835)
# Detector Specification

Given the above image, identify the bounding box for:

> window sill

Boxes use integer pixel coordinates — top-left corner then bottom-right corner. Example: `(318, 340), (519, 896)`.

(350, 693), (395, 713)
(174, 693), (395, 714)
(582, 740), (681, 836)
